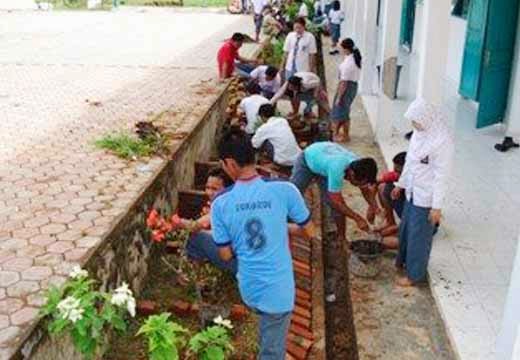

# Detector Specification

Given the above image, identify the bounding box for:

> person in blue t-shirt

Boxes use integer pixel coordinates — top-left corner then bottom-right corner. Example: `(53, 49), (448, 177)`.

(212, 129), (315, 360)
(290, 141), (378, 241)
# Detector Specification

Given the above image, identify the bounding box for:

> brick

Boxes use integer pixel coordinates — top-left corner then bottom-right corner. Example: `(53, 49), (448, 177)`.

(169, 300), (191, 317)
(286, 340), (308, 360)
(287, 333), (313, 352)
(230, 304), (248, 321)
(296, 288), (311, 301)
(294, 266), (311, 278)
(295, 297), (311, 310)
(137, 300), (158, 316)
(290, 323), (314, 341)
(293, 306), (311, 320)
(293, 259), (311, 272)
(189, 303), (200, 316)
(291, 314), (311, 329)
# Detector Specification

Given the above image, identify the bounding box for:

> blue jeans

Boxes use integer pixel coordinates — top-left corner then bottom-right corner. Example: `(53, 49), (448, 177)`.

(397, 200), (434, 282)
(186, 231), (238, 275)
(235, 62), (256, 78)
(258, 311), (292, 359)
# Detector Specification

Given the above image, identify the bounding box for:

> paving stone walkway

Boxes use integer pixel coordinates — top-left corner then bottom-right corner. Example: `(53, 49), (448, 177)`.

(0, 7), (253, 358)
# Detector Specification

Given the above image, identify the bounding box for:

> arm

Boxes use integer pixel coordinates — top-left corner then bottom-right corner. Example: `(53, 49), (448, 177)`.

(251, 124), (268, 148)
(220, 62), (229, 81)
(430, 141), (453, 223)
(327, 192), (365, 222)
(310, 54), (317, 74)
(280, 52), (289, 81)
(335, 81), (347, 105)
(210, 199), (235, 262)
(218, 246), (234, 262)
(270, 82), (288, 104)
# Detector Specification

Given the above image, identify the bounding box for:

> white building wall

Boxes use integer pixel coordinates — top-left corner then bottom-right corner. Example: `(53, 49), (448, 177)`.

(445, 16), (467, 92)
(504, 5), (520, 136)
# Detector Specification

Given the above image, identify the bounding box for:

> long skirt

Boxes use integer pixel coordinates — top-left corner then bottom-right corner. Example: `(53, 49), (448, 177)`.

(331, 81), (358, 122)
(396, 199), (434, 283)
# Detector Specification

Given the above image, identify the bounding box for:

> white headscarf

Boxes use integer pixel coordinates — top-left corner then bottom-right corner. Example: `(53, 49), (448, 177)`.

(404, 98), (453, 161)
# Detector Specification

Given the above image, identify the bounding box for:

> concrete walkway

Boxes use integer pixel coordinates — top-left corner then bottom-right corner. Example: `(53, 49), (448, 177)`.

(322, 43), (454, 359)
(0, 8), (253, 357)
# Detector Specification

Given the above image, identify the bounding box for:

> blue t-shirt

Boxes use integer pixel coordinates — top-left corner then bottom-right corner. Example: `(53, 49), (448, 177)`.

(211, 176), (311, 314)
(304, 142), (359, 193)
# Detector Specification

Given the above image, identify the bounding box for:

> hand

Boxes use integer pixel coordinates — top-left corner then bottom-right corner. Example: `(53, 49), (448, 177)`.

(429, 209), (442, 226)
(391, 187), (403, 200)
(355, 217), (370, 232)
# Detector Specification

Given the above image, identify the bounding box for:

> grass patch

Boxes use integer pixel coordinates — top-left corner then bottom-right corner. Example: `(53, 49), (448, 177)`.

(95, 132), (159, 159)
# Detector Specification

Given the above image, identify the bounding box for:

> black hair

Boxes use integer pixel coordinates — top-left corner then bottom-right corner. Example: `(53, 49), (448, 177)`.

(246, 81), (262, 95)
(265, 66), (278, 78)
(258, 103), (276, 119)
(218, 128), (256, 167)
(316, 9), (323, 17)
(349, 158), (378, 184)
(207, 167), (233, 187)
(341, 38), (362, 69)
(332, 0), (340, 11)
(294, 17), (306, 27)
(288, 76), (303, 90)
(392, 151), (407, 166)
(231, 33), (245, 42)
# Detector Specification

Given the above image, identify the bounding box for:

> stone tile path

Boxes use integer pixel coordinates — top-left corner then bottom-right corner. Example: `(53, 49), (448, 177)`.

(0, 7), (253, 358)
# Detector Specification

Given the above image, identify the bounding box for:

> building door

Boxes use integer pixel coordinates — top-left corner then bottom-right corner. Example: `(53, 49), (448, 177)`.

(459, 0), (520, 128)
(399, 0), (416, 49)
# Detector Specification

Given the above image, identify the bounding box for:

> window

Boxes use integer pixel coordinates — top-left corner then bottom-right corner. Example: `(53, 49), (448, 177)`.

(452, 0), (471, 19)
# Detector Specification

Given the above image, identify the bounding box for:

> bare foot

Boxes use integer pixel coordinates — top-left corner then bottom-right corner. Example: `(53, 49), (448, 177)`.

(396, 276), (415, 287)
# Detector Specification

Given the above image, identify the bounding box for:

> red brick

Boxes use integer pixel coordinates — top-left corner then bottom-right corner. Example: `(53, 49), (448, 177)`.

(137, 300), (158, 316)
(288, 333), (313, 352)
(296, 288), (311, 301)
(286, 340), (308, 359)
(293, 305), (311, 319)
(169, 300), (191, 317)
(190, 303), (200, 316)
(294, 266), (311, 278)
(290, 324), (314, 341)
(293, 259), (311, 272)
(292, 314), (311, 329)
(295, 297), (312, 309)
(230, 304), (249, 321)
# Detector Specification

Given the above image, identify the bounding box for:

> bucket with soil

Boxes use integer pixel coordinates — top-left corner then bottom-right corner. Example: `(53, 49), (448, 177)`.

(349, 236), (384, 278)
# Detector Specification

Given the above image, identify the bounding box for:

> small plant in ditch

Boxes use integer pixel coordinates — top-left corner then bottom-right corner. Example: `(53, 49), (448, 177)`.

(95, 120), (168, 160)
(188, 316), (235, 360)
(136, 313), (189, 360)
(40, 266), (136, 359)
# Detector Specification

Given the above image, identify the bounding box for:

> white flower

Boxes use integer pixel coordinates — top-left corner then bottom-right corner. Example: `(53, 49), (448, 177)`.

(57, 296), (84, 323)
(213, 315), (233, 329)
(67, 308), (85, 323)
(110, 282), (136, 317)
(69, 265), (88, 279)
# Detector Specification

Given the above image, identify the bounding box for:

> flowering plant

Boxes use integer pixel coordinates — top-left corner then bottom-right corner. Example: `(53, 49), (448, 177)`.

(146, 209), (193, 244)
(40, 267), (135, 359)
(188, 316), (235, 360)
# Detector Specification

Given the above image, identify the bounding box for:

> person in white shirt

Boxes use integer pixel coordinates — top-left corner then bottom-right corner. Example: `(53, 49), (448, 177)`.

(238, 82), (270, 134)
(252, 104), (302, 168)
(282, 17), (317, 80)
(296, 0), (309, 18)
(249, 65), (282, 99)
(251, 0), (269, 41)
(331, 38), (361, 142)
(271, 71), (330, 119)
(328, 1), (344, 54)
(391, 98), (454, 287)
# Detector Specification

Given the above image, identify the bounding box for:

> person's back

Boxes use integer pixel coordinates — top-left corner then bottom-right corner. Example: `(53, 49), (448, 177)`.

(294, 71), (321, 91)
(252, 116), (301, 166)
(239, 94), (270, 134)
(212, 176), (304, 312)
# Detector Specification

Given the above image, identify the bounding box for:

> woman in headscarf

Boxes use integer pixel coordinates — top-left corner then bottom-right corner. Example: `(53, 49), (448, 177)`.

(391, 98), (454, 287)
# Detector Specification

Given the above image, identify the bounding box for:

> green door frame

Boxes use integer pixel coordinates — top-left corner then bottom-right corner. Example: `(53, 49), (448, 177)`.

(400, 0), (416, 49)
(459, 0), (520, 128)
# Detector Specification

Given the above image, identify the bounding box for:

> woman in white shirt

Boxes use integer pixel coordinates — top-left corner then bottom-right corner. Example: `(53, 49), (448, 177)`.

(331, 38), (361, 142)
(328, 1), (344, 54)
(391, 98), (454, 287)
(282, 17), (317, 80)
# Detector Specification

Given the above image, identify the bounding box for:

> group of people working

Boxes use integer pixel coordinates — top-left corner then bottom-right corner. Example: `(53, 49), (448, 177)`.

(192, 2), (455, 358)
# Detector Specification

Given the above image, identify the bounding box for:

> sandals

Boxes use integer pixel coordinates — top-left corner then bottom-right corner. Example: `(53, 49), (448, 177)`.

(495, 137), (519, 152)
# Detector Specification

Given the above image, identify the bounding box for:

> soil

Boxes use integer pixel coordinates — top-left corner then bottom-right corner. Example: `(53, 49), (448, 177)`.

(104, 250), (259, 360)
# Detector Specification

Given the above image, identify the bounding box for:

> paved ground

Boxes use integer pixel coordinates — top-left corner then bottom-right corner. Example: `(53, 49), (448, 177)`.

(323, 45), (454, 359)
(0, 7), (253, 357)
(362, 47), (520, 359)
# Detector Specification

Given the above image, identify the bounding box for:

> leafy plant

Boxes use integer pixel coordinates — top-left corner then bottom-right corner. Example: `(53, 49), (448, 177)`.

(137, 313), (189, 360)
(94, 132), (157, 159)
(284, 3), (299, 22)
(40, 267), (136, 359)
(188, 317), (234, 360)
